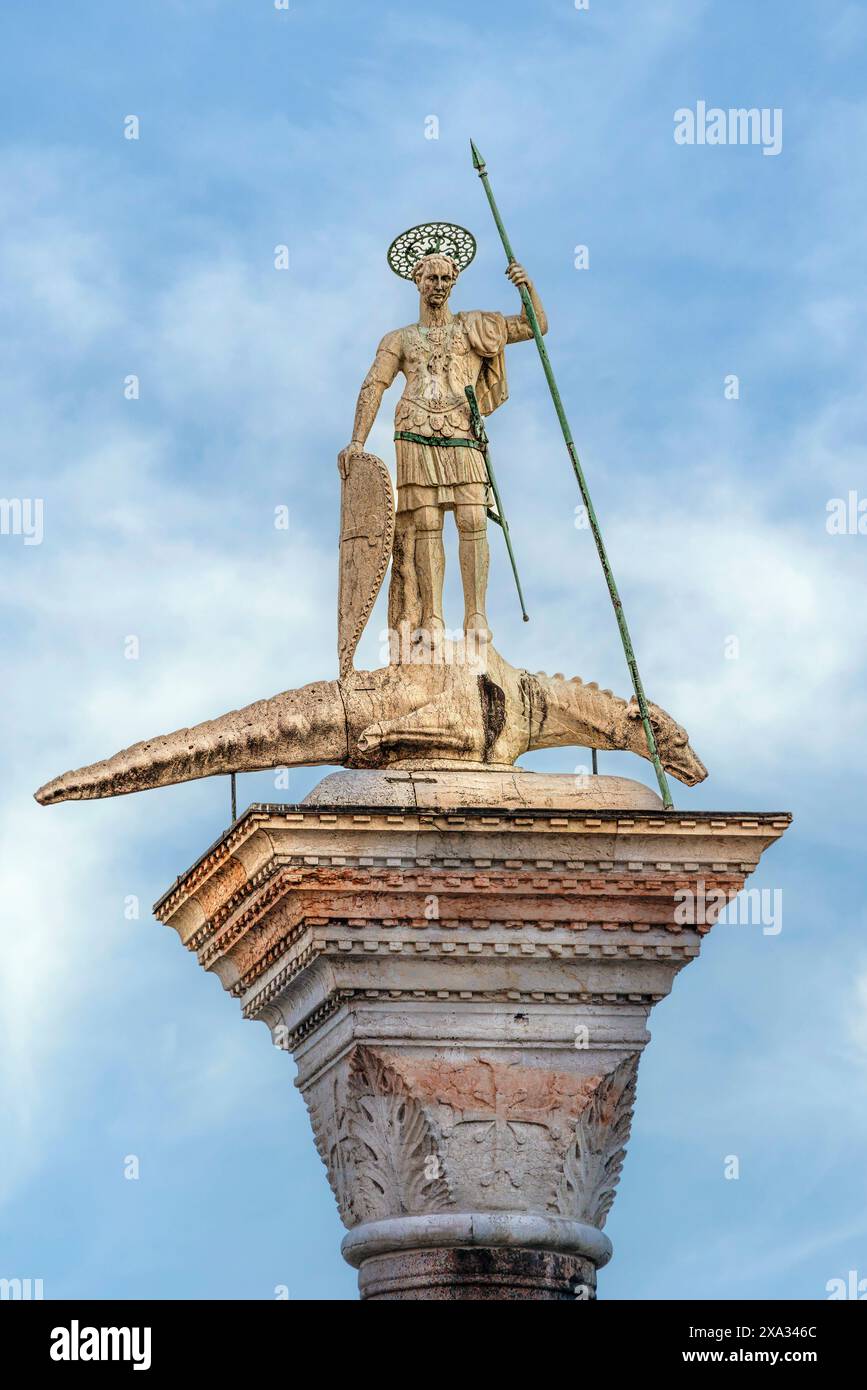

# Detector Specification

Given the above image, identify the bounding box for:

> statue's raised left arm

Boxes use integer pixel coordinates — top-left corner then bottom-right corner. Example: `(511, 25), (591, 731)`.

(504, 263), (548, 341)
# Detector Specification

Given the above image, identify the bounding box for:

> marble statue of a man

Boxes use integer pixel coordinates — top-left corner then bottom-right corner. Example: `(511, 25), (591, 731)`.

(338, 253), (547, 644)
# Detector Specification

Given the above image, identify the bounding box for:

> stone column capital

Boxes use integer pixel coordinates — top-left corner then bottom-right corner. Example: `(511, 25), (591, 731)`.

(155, 770), (790, 1298)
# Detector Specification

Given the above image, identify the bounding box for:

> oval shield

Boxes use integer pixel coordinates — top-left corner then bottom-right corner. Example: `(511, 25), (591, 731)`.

(338, 451), (395, 678)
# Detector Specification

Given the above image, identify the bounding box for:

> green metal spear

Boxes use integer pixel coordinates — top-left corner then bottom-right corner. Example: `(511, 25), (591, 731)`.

(470, 139), (674, 809)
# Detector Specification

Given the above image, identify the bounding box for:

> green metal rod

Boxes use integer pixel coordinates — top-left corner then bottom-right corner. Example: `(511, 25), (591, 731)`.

(465, 385), (529, 622)
(470, 139), (674, 809)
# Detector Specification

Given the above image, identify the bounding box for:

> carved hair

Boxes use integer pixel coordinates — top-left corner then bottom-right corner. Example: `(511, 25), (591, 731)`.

(412, 253), (459, 287)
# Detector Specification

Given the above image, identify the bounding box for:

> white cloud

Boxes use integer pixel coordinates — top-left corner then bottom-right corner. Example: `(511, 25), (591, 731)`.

(2, 4), (866, 1301)
(849, 966), (867, 1059)
(0, 803), (117, 1201)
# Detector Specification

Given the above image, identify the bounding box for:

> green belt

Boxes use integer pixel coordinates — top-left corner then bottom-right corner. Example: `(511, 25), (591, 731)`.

(394, 431), (484, 453)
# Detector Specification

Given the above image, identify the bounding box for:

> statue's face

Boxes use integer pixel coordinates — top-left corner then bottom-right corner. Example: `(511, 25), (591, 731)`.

(416, 256), (457, 308)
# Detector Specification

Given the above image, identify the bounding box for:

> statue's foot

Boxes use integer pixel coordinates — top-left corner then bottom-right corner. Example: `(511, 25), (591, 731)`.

(464, 611), (492, 644)
(410, 615), (446, 664)
(414, 615), (445, 642)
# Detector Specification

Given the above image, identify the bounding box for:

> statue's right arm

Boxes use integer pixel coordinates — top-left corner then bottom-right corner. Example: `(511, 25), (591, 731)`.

(338, 332), (402, 477)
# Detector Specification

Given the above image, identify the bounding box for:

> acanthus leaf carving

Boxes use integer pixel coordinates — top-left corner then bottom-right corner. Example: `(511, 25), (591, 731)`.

(306, 1070), (357, 1224)
(348, 1048), (453, 1222)
(549, 1054), (639, 1228)
(305, 1046), (453, 1228)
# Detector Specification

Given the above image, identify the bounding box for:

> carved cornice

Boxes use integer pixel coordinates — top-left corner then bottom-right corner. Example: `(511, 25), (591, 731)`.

(149, 806), (785, 1078)
(240, 930), (701, 1022)
(189, 863), (743, 964)
(154, 805), (791, 922)
(231, 909), (707, 995)
(252, 986), (671, 1046)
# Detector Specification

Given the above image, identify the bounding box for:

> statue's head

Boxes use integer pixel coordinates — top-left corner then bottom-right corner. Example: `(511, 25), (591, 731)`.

(412, 253), (459, 309)
(388, 224), (475, 295)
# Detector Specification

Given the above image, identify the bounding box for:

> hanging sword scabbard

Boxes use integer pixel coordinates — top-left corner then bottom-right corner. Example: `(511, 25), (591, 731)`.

(465, 385), (529, 623)
(463, 386), (493, 514)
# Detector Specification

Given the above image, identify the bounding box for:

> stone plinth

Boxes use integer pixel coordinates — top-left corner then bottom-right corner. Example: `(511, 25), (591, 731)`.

(154, 769), (790, 1300)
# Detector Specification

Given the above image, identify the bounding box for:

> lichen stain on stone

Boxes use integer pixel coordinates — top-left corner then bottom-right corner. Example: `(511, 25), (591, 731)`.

(393, 1056), (601, 1118)
(477, 673), (507, 760)
(525, 672), (548, 738)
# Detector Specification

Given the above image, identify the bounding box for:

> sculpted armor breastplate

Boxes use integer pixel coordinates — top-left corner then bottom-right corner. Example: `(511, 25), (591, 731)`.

(394, 315), (481, 437)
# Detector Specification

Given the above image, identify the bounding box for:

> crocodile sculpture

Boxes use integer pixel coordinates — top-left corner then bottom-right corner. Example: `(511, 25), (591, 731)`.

(34, 644), (706, 805)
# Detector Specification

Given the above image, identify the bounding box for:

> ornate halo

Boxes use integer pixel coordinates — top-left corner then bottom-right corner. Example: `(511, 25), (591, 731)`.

(387, 222), (477, 281)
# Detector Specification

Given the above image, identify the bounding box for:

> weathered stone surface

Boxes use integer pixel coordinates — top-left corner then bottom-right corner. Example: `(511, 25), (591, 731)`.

(34, 649), (707, 805)
(338, 246), (548, 646)
(152, 769), (790, 1299)
(304, 767), (665, 811)
(338, 451), (394, 679)
(357, 1247), (596, 1301)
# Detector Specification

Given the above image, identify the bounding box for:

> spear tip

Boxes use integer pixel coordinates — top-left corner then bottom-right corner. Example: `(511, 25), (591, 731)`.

(470, 138), (485, 171)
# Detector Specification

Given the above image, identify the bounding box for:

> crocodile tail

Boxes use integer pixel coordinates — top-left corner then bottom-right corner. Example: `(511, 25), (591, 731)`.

(34, 680), (347, 805)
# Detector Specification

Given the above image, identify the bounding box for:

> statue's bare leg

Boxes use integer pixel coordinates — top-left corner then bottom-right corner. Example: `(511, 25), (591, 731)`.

(413, 504), (445, 640)
(388, 510), (421, 647)
(455, 503), (490, 639)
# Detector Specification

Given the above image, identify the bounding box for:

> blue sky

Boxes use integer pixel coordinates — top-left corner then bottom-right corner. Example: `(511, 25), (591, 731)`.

(1, 0), (866, 1300)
